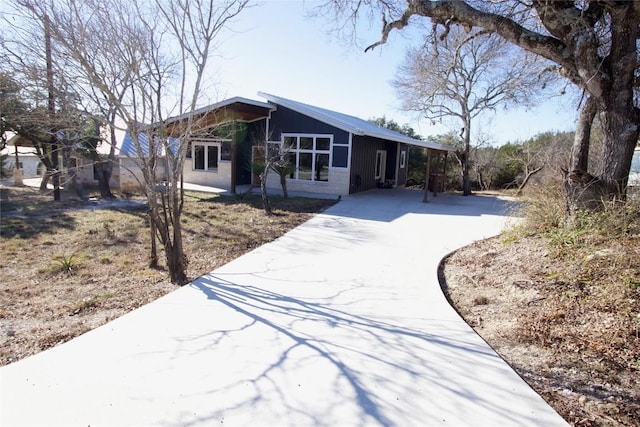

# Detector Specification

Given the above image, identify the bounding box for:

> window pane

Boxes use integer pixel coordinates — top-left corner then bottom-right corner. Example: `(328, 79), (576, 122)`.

(220, 141), (232, 161)
(207, 145), (218, 169)
(316, 137), (330, 151)
(194, 145), (205, 170)
(315, 154), (329, 181)
(298, 153), (312, 180)
(284, 136), (297, 149)
(300, 137), (313, 150)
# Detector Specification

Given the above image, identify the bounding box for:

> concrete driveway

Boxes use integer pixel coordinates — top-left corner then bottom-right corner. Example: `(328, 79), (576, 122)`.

(0, 189), (567, 426)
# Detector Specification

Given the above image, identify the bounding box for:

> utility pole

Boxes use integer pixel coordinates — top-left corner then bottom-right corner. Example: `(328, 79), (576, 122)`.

(45, 14), (61, 201)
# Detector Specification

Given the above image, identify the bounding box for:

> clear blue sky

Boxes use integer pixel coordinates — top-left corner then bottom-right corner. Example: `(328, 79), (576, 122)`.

(209, 1), (580, 145)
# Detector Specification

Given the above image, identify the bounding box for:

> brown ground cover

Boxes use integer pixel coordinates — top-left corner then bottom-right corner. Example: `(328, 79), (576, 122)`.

(441, 228), (640, 426)
(2, 184), (639, 426)
(0, 185), (336, 366)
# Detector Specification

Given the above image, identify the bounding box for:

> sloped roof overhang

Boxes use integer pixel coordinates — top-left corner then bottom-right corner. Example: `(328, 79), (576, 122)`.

(165, 97), (275, 135)
(258, 92), (455, 152)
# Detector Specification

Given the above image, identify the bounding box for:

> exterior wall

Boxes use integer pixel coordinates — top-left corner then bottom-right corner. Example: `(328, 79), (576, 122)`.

(183, 159), (232, 188)
(14, 155), (40, 178)
(75, 158), (121, 189)
(1, 146), (41, 178)
(262, 106), (351, 196)
(268, 107), (350, 143)
(264, 167), (350, 196)
(118, 157), (167, 191)
(396, 144), (408, 187)
(350, 135), (399, 194)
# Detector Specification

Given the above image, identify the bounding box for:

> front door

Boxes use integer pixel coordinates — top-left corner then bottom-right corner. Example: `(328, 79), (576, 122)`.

(375, 150), (387, 184)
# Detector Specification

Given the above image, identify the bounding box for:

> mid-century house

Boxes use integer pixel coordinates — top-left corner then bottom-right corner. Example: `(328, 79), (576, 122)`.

(256, 92), (452, 196)
(52, 93), (453, 198)
(138, 92), (453, 197)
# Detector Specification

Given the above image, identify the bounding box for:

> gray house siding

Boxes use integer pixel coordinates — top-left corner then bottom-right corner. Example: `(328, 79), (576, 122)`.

(350, 135), (397, 194)
(265, 104), (412, 195)
(268, 106), (349, 144)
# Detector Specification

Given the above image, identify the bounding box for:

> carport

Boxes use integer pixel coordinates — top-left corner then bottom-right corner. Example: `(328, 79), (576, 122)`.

(422, 147), (451, 202)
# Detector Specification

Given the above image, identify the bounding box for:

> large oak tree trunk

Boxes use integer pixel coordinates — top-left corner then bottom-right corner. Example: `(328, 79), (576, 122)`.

(570, 97), (596, 174)
(598, 107), (639, 194)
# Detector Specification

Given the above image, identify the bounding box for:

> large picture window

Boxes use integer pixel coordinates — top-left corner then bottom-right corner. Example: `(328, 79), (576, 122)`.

(283, 134), (331, 182)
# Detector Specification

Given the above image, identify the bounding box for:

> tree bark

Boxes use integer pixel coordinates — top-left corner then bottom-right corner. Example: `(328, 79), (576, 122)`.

(260, 171), (272, 214)
(462, 119), (472, 196)
(516, 165), (544, 196)
(95, 161), (115, 198)
(598, 106), (639, 194)
(279, 172), (288, 198)
(570, 96), (597, 174)
(148, 210), (158, 269)
(165, 220), (186, 285)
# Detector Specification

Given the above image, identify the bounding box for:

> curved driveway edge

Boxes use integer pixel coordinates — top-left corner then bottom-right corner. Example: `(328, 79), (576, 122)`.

(0, 189), (567, 426)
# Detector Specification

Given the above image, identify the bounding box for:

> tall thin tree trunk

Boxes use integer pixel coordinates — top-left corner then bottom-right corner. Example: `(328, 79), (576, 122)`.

(260, 171), (272, 214)
(44, 15), (60, 201)
(149, 211), (158, 268)
(279, 173), (288, 198)
(462, 119), (472, 196)
(570, 96), (597, 174)
(166, 219), (187, 284)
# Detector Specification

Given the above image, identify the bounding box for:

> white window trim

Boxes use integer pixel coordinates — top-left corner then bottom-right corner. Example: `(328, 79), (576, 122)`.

(191, 139), (226, 172)
(400, 151), (406, 169)
(375, 150), (387, 181)
(282, 133), (333, 182)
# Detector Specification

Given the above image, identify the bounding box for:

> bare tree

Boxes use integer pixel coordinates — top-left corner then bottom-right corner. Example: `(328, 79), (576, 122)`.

(393, 26), (553, 196)
(1, 11), (74, 197)
(251, 132), (294, 213)
(18, 0), (252, 284)
(320, 0), (640, 202)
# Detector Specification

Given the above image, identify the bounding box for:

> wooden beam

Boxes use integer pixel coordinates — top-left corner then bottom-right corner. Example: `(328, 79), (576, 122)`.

(231, 117), (237, 194)
(423, 149), (432, 203)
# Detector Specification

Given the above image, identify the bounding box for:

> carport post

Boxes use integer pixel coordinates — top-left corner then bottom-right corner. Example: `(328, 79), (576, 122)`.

(443, 151), (448, 186)
(423, 149), (432, 203)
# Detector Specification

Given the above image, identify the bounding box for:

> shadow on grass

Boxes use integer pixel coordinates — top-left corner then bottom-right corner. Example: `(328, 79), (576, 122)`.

(0, 213), (77, 239)
(189, 192), (338, 215)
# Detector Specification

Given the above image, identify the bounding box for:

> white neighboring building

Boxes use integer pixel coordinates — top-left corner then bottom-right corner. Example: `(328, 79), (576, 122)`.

(2, 134), (43, 179)
(629, 148), (640, 187)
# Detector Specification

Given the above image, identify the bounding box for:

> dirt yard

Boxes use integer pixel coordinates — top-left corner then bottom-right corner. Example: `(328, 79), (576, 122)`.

(0, 185), (336, 366)
(2, 185), (639, 426)
(442, 235), (640, 427)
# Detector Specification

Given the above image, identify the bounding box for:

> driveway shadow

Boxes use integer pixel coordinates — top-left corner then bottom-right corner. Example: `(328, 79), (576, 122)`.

(328, 189), (519, 223)
(179, 274), (552, 426)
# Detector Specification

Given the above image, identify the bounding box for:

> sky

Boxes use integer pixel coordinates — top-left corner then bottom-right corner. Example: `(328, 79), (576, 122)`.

(208, 0), (580, 145)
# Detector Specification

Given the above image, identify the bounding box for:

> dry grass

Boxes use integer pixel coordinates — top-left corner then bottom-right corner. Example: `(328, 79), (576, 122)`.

(442, 186), (640, 426)
(0, 185), (336, 366)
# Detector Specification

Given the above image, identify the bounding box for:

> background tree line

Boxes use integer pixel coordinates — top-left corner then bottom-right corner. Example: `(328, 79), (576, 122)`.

(372, 116), (576, 194)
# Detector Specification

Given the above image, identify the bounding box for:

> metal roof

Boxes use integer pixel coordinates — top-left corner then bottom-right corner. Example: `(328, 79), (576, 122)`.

(258, 92), (454, 152)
